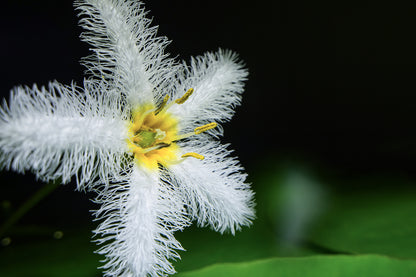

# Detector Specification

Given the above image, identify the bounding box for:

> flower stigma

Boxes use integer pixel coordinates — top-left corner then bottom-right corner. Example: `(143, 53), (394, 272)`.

(127, 88), (218, 170)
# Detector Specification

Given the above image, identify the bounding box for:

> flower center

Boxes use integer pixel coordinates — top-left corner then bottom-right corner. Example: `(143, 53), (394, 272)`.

(135, 129), (166, 148)
(127, 103), (179, 170)
(127, 89), (218, 170)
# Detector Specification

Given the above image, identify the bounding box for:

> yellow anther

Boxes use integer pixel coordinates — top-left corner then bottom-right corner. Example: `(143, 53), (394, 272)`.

(173, 122), (218, 141)
(154, 95), (170, 115)
(175, 88), (194, 104)
(182, 152), (205, 160)
(194, 122), (217, 135)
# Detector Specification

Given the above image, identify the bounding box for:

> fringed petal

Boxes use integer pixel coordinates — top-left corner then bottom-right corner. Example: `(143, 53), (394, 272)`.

(93, 165), (189, 277)
(0, 81), (128, 189)
(168, 137), (255, 234)
(75, 0), (181, 107)
(170, 49), (248, 134)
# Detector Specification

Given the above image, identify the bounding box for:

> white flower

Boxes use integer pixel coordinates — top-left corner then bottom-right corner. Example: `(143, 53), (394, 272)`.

(0, 0), (255, 276)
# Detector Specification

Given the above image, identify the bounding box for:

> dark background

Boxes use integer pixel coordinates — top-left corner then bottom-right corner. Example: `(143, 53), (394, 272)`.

(1, 0), (416, 234)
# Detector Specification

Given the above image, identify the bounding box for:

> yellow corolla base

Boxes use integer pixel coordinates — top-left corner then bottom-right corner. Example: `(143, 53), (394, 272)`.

(127, 104), (179, 170)
(127, 89), (219, 170)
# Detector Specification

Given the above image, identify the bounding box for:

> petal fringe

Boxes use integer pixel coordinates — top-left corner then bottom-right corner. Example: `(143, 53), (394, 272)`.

(0, 81), (127, 189)
(170, 49), (248, 134)
(169, 137), (255, 235)
(75, 0), (181, 107)
(93, 166), (190, 276)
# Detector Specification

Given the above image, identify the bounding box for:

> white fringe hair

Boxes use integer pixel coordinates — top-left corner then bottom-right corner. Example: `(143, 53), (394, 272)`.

(0, 0), (255, 276)
(0, 81), (128, 189)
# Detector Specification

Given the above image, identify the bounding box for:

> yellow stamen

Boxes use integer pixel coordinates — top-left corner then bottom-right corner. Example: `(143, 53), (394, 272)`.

(194, 122), (217, 135)
(172, 122), (218, 141)
(182, 152), (205, 160)
(154, 95), (170, 115)
(175, 88), (194, 104)
(172, 132), (194, 141)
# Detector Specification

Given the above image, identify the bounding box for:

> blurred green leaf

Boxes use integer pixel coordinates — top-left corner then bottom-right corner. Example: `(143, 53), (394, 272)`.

(176, 255), (416, 277)
(173, 219), (317, 272)
(4, 163), (416, 276)
(173, 165), (322, 272)
(308, 186), (416, 258)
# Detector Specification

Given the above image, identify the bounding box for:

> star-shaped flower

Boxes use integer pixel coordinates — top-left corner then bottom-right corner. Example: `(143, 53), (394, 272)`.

(0, 0), (255, 276)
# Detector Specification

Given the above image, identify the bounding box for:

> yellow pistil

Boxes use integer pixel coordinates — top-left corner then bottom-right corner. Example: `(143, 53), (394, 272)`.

(182, 152), (205, 160)
(175, 88), (194, 104)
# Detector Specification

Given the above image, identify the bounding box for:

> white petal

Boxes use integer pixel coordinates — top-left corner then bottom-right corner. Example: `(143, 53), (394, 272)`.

(94, 166), (189, 277)
(75, 0), (180, 107)
(169, 49), (248, 132)
(0, 81), (128, 189)
(168, 138), (255, 234)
